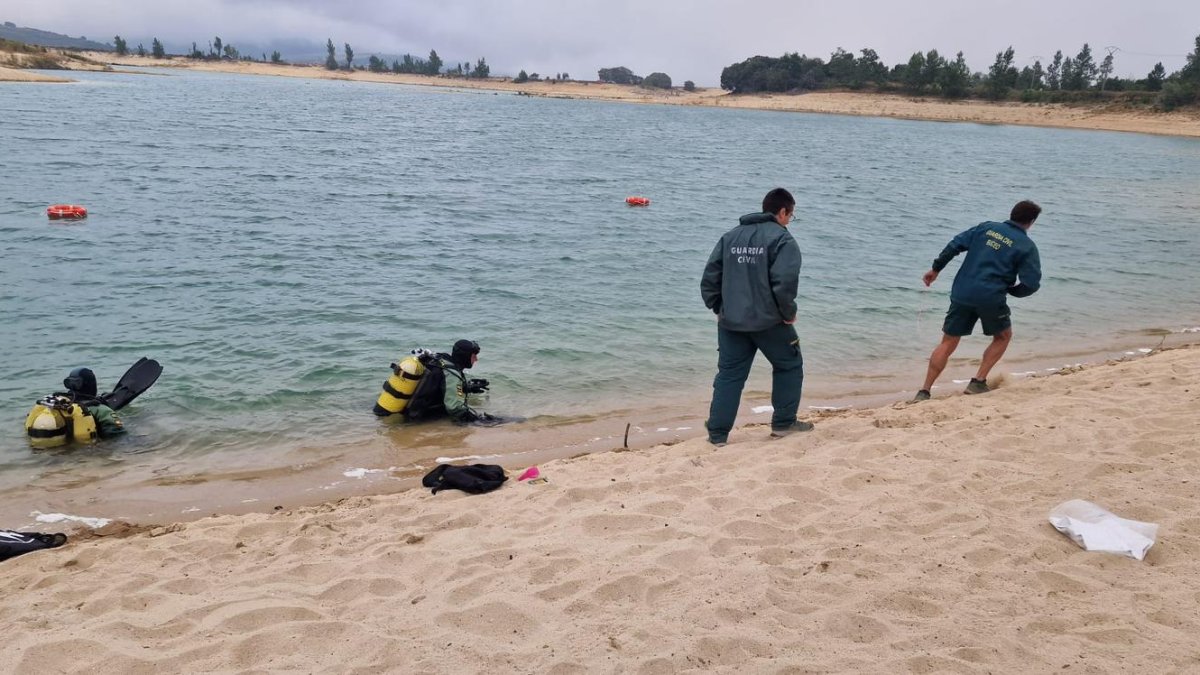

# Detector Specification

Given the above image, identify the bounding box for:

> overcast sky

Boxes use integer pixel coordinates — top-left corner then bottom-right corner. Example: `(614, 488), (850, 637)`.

(3, 0), (1197, 85)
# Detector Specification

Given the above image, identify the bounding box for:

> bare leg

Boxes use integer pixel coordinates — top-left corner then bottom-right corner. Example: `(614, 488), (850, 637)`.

(974, 328), (1013, 381)
(922, 333), (961, 392)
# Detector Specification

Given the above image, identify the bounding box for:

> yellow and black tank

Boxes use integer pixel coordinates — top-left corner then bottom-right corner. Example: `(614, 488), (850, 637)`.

(24, 395), (99, 449)
(373, 355), (427, 416)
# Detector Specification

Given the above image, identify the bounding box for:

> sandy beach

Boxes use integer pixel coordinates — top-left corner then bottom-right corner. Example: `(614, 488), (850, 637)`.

(4, 51), (1193, 138)
(2, 345), (1197, 672)
(0, 65), (71, 82)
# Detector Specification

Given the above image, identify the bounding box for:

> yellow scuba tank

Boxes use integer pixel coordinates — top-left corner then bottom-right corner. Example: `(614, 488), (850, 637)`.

(24, 395), (99, 448)
(373, 354), (427, 416)
(69, 404), (98, 443)
(25, 400), (68, 449)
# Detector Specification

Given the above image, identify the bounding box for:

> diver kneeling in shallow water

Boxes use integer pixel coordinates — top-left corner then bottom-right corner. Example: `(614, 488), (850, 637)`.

(24, 358), (163, 448)
(373, 340), (506, 425)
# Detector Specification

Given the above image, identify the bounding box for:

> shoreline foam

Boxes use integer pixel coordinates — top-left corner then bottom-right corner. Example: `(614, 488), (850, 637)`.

(2, 344), (1197, 671)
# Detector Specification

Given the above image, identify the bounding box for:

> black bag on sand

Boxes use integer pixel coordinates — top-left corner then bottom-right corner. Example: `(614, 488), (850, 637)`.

(422, 464), (507, 495)
(0, 530), (68, 562)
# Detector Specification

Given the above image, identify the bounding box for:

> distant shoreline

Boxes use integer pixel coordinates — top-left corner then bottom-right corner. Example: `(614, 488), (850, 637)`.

(15, 52), (1196, 138)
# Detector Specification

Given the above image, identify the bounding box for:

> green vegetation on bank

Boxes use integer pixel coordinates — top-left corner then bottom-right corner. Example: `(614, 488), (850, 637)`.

(0, 36), (101, 69)
(721, 33), (1200, 110)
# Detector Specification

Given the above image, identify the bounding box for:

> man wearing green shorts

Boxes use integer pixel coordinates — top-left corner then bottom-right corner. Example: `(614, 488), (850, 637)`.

(913, 200), (1043, 401)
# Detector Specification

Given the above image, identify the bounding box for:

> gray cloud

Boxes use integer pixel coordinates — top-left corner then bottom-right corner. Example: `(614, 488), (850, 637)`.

(4, 0), (1196, 85)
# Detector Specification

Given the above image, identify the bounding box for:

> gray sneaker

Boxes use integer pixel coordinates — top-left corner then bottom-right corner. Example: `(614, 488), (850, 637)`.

(910, 390), (931, 403)
(770, 420), (815, 438)
(964, 379), (990, 395)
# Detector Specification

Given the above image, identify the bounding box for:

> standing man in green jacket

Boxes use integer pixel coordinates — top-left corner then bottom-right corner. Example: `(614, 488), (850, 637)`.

(912, 200), (1043, 401)
(700, 188), (812, 446)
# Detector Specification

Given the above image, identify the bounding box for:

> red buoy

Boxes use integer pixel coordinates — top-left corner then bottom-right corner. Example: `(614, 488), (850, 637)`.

(625, 196), (650, 207)
(47, 205), (88, 220)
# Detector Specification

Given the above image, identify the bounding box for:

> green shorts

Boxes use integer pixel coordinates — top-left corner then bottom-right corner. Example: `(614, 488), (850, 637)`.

(943, 300), (1011, 337)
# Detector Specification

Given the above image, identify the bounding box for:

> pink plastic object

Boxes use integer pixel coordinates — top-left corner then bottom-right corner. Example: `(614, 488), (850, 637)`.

(518, 466), (540, 481)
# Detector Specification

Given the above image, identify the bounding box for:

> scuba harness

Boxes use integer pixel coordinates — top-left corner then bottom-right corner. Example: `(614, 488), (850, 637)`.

(373, 344), (489, 421)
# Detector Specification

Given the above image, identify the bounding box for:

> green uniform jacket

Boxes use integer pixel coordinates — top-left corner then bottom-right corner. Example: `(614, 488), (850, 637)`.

(87, 404), (125, 438)
(701, 212), (802, 332)
(435, 358), (485, 423)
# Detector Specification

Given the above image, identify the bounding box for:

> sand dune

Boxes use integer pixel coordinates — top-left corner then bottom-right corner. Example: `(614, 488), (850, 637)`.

(2, 346), (1197, 672)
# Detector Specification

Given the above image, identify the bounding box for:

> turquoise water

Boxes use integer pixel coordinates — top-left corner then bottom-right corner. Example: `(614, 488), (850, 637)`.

(2, 68), (1199, 489)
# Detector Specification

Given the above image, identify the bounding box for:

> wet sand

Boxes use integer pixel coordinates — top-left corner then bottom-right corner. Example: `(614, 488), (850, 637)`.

(2, 329), (1192, 531)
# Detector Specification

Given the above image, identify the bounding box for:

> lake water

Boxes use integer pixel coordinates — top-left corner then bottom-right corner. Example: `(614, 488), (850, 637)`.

(2, 68), (1198, 524)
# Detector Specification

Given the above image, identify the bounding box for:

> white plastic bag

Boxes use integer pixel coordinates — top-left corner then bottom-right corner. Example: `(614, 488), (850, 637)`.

(1048, 499), (1158, 561)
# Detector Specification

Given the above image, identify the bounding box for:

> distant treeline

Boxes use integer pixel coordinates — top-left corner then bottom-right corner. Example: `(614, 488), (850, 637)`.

(721, 34), (1200, 110)
(112, 32), (492, 78)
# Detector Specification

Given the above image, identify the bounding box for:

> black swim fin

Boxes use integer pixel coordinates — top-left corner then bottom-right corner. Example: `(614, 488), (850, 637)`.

(99, 357), (163, 411)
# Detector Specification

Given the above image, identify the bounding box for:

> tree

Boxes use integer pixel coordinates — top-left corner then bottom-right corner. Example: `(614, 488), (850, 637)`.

(985, 46), (1017, 99)
(325, 38), (338, 70)
(1180, 33), (1200, 83)
(151, 38), (165, 59)
(136, 43), (146, 57)
(921, 49), (945, 92)
(514, 69), (529, 83)
(561, 72), (570, 80)
(426, 50), (442, 75)
(368, 55), (386, 72)
(1098, 51), (1114, 91)
(223, 44), (238, 60)
(937, 51), (971, 98)
(471, 57), (490, 78)
(903, 51), (926, 93)
(683, 80), (696, 91)
(826, 47), (856, 86)
(643, 72), (672, 88)
(1067, 43), (1096, 90)
(1030, 60), (1045, 90)
(190, 42), (202, 59)
(720, 52), (826, 93)
(1060, 57), (1076, 89)
(271, 50), (283, 64)
(1046, 50), (1063, 90)
(855, 48), (888, 87)
(344, 43), (354, 69)
(1144, 62), (1165, 91)
(113, 35), (128, 56)
(599, 66), (641, 85)
(213, 36), (222, 58)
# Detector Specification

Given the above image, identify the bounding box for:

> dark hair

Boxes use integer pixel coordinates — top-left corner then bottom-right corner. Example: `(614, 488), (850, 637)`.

(1010, 200), (1041, 225)
(762, 188), (796, 216)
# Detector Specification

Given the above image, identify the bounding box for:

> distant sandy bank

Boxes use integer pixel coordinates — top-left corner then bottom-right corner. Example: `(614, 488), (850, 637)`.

(0, 65), (71, 82)
(76, 52), (1200, 138)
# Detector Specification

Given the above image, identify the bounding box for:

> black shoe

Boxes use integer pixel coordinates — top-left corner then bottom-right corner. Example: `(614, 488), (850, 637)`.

(964, 379), (990, 395)
(770, 420), (815, 438)
(910, 390), (931, 403)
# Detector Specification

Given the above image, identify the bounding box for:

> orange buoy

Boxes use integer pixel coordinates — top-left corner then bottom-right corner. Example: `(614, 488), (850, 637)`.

(625, 196), (650, 207)
(47, 204), (88, 220)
